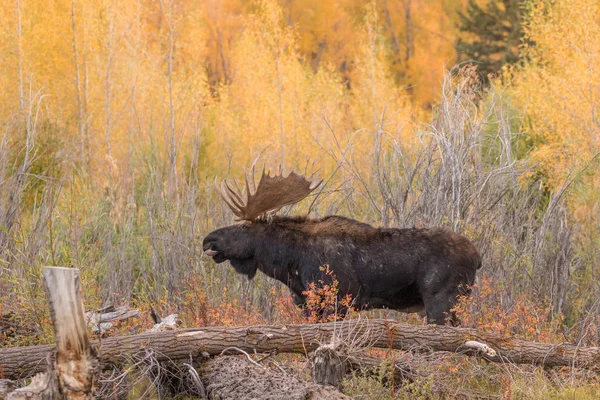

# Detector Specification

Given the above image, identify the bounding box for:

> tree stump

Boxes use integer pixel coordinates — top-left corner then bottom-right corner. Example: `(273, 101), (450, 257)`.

(43, 267), (97, 399)
(311, 342), (347, 388)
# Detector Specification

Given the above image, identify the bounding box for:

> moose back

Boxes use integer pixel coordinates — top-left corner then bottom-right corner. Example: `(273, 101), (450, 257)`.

(203, 169), (481, 325)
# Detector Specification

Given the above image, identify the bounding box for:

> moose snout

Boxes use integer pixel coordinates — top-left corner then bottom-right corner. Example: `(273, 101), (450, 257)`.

(202, 235), (219, 257)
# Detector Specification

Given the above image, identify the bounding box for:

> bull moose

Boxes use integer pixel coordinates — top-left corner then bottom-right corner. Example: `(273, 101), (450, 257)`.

(203, 169), (481, 325)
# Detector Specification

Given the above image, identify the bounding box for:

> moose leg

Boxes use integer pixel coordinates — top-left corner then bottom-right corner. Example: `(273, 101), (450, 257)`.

(291, 291), (306, 307)
(424, 291), (458, 326)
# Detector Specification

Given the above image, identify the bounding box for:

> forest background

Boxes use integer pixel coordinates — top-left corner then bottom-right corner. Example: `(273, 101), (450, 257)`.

(0, 0), (599, 397)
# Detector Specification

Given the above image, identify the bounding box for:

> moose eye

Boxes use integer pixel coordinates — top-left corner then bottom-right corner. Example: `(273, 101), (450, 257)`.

(240, 224), (249, 231)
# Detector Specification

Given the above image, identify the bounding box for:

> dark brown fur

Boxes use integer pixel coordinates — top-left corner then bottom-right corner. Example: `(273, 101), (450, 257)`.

(203, 215), (481, 324)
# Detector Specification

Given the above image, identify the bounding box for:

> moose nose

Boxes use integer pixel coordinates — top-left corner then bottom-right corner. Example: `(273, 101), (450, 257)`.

(202, 235), (219, 256)
(202, 234), (214, 249)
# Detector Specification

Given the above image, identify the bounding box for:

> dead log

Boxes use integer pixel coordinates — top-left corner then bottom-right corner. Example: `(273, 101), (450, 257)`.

(86, 306), (139, 334)
(0, 379), (17, 399)
(5, 373), (56, 400)
(200, 356), (352, 400)
(2, 318), (600, 381)
(145, 314), (180, 333)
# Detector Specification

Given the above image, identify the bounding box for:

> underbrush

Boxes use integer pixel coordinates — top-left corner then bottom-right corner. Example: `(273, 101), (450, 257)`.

(3, 262), (600, 399)
(452, 278), (565, 343)
(343, 356), (600, 400)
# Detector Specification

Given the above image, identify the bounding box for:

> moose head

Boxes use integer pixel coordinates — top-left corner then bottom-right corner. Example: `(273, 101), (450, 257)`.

(202, 168), (322, 279)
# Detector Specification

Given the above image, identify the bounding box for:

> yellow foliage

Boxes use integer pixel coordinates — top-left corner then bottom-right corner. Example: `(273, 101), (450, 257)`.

(512, 0), (600, 186)
(509, 0), (600, 282)
(201, 0), (416, 183)
(0, 0), (472, 188)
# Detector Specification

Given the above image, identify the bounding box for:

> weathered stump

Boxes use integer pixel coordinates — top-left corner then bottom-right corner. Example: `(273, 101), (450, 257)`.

(311, 342), (347, 388)
(310, 342), (418, 389)
(0, 267), (97, 399)
(4, 360), (58, 400)
(43, 267), (96, 399)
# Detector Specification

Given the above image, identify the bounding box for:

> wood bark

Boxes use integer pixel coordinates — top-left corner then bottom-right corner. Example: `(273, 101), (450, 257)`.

(311, 343), (346, 388)
(1, 319), (600, 381)
(3, 368), (58, 400)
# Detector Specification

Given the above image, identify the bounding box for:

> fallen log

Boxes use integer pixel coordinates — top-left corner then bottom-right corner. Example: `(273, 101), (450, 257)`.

(145, 313), (180, 333)
(2, 318), (600, 381)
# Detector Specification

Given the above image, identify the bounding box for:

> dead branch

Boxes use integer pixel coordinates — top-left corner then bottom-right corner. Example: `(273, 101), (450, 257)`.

(86, 305), (139, 334)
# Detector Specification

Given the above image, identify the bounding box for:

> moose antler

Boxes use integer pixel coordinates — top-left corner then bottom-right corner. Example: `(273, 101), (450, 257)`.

(217, 167), (322, 221)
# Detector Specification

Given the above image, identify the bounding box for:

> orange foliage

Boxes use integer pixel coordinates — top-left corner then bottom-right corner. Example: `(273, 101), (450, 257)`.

(453, 278), (564, 343)
(178, 275), (267, 327)
(301, 265), (355, 324)
(174, 265), (356, 328)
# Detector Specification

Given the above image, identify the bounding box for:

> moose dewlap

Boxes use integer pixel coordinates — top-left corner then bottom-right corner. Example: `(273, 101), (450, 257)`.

(203, 169), (481, 325)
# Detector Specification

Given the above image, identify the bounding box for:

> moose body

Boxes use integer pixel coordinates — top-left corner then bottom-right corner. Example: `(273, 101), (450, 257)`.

(203, 214), (481, 325)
